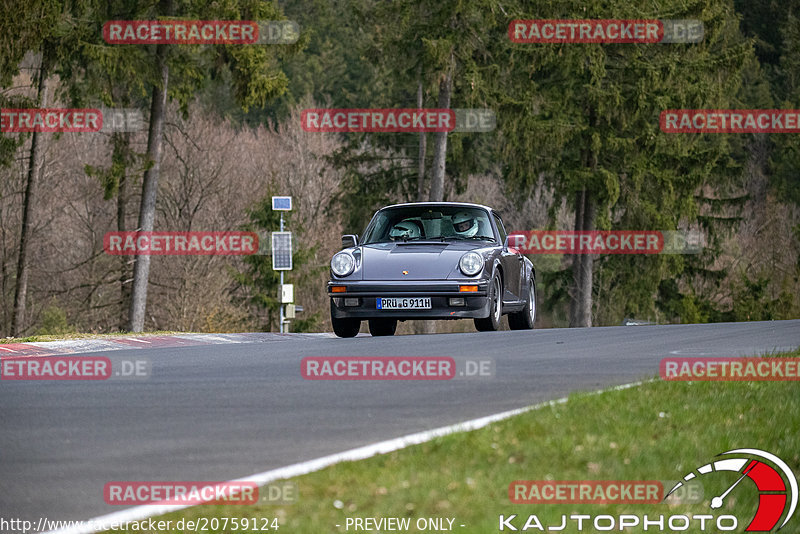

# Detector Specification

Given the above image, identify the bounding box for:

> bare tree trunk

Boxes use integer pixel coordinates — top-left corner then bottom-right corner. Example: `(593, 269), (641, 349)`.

(427, 61), (453, 202)
(569, 108), (598, 328)
(12, 60), (52, 337)
(569, 190), (584, 327)
(116, 133), (132, 330)
(416, 78), (427, 201)
(128, 43), (169, 332)
(569, 189), (596, 327)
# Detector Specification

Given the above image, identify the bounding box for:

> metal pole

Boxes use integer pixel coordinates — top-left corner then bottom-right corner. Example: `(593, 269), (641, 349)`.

(279, 212), (285, 333)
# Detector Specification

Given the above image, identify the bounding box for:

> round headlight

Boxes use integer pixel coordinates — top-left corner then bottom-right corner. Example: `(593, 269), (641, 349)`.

(331, 252), (355, 277)
(459, 252), (483, 276)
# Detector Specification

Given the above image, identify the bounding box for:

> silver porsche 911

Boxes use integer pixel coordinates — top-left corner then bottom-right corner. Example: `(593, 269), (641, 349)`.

(327, 202), (536, 337)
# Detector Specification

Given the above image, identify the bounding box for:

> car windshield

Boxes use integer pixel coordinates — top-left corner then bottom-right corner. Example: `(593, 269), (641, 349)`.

(361, 206), (495, 244)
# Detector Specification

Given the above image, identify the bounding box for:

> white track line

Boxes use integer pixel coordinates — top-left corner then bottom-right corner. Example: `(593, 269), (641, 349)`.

(45, 380), (649, 534)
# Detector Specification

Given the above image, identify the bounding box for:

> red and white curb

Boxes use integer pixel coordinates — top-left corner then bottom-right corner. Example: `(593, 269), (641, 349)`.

(0, 332), (334, 358)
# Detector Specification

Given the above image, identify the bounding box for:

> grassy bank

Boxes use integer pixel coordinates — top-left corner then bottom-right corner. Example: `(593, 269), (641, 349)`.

(113, 351), (800, 533)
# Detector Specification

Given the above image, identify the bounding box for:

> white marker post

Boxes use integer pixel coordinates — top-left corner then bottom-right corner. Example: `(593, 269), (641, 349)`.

(271, 197), (292, 333)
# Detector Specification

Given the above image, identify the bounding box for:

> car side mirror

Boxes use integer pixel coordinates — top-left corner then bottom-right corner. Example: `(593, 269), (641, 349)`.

(504, 235), (524, 254)
(341, 234), (358, 249)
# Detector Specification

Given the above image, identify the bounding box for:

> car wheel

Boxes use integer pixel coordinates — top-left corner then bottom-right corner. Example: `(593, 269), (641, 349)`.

(508, 278), (536, 330)
(368, 318), (397, 336)
(474, 275), (502, 332)
(331, 301), (360, 338)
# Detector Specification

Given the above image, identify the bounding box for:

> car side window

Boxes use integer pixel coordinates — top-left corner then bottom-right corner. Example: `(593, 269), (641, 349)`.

(493, 214), (508, 243)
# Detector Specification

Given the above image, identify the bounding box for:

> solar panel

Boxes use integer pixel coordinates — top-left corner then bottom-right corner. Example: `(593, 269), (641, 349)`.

(272, 232), (292, 270)
(272, 196), (292, 211)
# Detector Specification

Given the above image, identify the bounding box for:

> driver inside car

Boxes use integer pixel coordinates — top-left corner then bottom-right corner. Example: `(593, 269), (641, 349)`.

(451, 211), (479, 237)
(389, 220), (422, 241)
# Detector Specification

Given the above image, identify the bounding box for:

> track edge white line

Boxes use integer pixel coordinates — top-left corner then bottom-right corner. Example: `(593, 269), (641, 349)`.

(45, 379), (650, 534)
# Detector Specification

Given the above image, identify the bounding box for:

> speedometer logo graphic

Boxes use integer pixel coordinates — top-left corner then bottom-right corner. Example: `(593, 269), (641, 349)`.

(666, 448), (798, 531)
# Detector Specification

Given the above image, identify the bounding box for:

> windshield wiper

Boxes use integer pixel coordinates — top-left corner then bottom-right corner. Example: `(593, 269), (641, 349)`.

(375, 236), (445, 244)
(442, 235), (494, 241)
(398, 236), (447, 243)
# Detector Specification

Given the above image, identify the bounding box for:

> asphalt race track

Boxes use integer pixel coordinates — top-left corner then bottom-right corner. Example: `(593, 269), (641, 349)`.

(1, 320), (798, 524)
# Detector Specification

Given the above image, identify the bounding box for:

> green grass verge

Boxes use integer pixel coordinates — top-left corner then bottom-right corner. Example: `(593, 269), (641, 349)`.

(110, 350), (800, 533)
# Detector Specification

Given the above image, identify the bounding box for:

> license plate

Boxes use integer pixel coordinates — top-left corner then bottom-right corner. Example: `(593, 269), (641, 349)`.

(377, 297), (431, 310)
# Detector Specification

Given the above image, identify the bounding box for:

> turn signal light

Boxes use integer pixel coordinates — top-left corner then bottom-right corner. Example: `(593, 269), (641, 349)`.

(459, 285), (478, 292)
(331, 286), (346, 293)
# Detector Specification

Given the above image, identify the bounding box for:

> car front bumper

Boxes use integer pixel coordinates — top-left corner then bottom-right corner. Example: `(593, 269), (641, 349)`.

(328, 280), (491, 320)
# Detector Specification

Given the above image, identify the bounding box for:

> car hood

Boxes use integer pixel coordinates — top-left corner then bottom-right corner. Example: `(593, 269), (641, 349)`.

(360, 241), (485, 280)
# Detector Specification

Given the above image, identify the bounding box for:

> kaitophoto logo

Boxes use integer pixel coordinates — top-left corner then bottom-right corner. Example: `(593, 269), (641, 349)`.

(102, 20), (299, 45)
(661, 110), (800, 133)
(499, 449), (796, 531)
(509, 19), (704, 44)
(666, 449), (798, 531)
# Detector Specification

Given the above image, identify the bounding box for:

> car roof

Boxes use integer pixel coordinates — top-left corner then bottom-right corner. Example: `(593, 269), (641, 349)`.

(379, 201), (495, 213)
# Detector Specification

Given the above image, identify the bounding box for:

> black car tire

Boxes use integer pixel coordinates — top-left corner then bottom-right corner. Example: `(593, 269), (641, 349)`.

(331, 301), (360, 338)
(508, 278), (536, 330)
(474, 275), (502, 332)
(368, 318), (397, 336)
